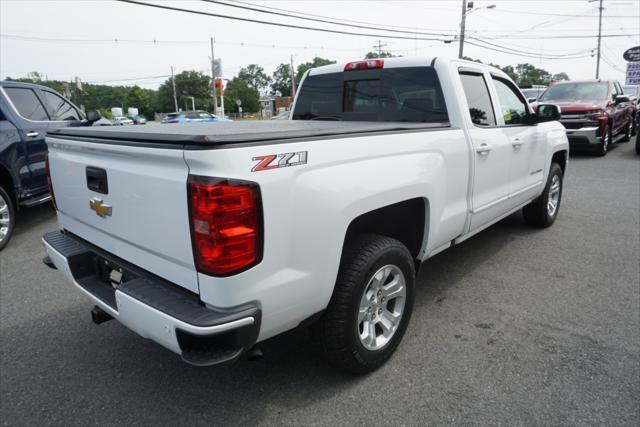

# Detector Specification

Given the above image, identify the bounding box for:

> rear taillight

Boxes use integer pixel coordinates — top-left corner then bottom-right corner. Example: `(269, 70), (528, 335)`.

(45, 151), (57, 210)
(344, 59), (384, 71)
(188, 176), (262, 276)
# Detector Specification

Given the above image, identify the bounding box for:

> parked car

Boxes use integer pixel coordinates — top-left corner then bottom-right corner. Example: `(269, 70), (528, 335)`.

(533, 80), (634, 156)
(0, 81), (101, 250)
(112, 116), (134, 126)
(161, 110), (230, 124)
(42, 57), (568, 373)
(127, 114), (147, 125)
(622, 85), (639, 136)
(521, 86), (547, 103)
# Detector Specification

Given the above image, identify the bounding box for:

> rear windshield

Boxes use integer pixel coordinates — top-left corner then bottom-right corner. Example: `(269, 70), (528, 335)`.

(539, 83), (609, 102)
(292, 67), (449, 123)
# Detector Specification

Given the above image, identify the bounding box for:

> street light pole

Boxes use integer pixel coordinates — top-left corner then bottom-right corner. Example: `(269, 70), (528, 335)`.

(458, 0), (467, 59)
(595, 0), (603, 79)
(170, 65), (178, 112)
(210, 37), (218, 116)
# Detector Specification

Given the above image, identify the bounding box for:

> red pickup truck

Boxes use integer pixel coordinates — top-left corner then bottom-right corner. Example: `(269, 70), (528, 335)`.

(533, 80), (634, 156)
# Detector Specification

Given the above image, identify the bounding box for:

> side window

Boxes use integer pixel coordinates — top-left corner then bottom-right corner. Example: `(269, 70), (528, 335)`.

(614, 82), (623, 96)
(492, 78), (528, 125)
(3, 87), (49, 121)
(611, 83), (619, 100)
(459, 72), (496, 127)
(41, 91), (81, 121)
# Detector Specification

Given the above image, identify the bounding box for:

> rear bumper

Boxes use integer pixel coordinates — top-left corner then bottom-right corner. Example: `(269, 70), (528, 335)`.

(42, 230), (261, 366)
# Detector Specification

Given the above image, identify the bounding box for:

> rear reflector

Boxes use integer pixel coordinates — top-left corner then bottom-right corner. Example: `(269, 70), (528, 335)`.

(188, 176), (262, 276)
(344, 59), (384, 71)
(45, 151), (57, 210)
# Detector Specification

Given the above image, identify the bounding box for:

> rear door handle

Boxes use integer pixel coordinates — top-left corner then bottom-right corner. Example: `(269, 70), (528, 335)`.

(26, 131), (39, 138)
(512, 138), (523, 149)
(475, 143), (492, 155)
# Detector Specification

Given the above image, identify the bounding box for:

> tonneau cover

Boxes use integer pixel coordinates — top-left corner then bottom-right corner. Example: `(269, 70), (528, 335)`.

(48, 120), (448, 145)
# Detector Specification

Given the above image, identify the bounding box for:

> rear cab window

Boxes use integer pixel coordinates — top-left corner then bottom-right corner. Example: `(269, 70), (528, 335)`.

(292, 66), (449, 124)
(458, 72), (496, 127)
(3, 87), (50, 121)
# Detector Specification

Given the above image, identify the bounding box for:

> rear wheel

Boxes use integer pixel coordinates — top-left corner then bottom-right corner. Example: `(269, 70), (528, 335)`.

(315, 234), (415, 374)
(523, 163), (563, 228)
(0, 186), (15, 251)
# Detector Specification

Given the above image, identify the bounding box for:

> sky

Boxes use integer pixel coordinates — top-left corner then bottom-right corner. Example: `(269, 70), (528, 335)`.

(1, 0), (639, 89)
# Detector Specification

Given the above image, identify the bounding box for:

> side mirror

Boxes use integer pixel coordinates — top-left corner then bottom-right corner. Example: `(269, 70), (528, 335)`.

(527, 97), (537, 103)
(528, 104), (561, 124)
(85, 110), (102, 124)
(615, 95), (630, 104)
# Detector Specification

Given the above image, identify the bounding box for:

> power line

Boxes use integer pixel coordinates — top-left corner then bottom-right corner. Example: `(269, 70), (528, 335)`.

(464, 39), (593, 60)
(201, 0), (453, 37)
(116, 0), (447, 42)
(468, 37), (593, 58)
(492, 8), (638, 18)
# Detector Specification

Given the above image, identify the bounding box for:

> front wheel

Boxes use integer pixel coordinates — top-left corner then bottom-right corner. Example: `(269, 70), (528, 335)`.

(0, 186), (15, 251)
(596, 124), (611, 156)
(621, 120), (632, 143)
(315, 234), (415, 374)
(523, 163), (563, 228)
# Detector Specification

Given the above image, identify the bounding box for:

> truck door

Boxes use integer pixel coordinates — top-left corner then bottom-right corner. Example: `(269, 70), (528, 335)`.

(489, 76), (546, 205)
(2, 86), (50, 200)
(458, 70), (513, 231)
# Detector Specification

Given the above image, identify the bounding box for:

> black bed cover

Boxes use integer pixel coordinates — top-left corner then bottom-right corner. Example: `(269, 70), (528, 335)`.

(48, 120), (449, 145)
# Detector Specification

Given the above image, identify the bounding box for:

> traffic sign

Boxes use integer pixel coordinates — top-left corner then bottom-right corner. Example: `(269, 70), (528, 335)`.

(212, 58), (222, 77)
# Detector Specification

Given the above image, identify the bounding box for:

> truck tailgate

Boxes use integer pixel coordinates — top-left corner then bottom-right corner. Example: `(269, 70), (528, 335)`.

(46, 136), (198, 293)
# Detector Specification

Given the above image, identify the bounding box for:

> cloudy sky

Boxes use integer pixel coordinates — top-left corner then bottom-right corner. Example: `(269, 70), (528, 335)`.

(1, 0), (638, 88)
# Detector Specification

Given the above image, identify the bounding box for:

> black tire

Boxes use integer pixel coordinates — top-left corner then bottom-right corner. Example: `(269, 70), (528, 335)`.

(0, 186), (16, 251)
(314, 234), (415, 374)
(596, 124), (611, 157)
(523, 163), (563, 228)
(621, 120), (632, 143)
(635, 132), (640, 155)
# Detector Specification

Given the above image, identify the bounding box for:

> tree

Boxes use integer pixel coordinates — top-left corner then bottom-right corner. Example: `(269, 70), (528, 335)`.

(501, 65), (518, 82)
(155, 71), (212, 113)
(551, 72), (570, 82)
(514, 63), (551, 86)
(126, 85), (152, 116)
(238, 64), (271, 93)
(364, 51), (397, 59)
(295, 57), (336, 86)
(271, 63), (292, 97)
(223, 77), (260, 113)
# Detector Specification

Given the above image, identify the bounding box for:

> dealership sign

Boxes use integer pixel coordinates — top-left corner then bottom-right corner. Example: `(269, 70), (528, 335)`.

(626, 62), (640, 85)
(623, 46), (640, 62)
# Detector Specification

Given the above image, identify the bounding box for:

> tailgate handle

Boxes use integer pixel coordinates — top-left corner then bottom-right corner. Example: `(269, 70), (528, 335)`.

(86, 167), (109, 194)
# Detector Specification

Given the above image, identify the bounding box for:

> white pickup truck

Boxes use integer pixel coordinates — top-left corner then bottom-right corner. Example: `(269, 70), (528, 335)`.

(42, 58), (568, 373)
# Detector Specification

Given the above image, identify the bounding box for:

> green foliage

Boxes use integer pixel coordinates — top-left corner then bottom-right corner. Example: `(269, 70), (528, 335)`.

(551, 72), (570, 82)
(238, 64), (271, 92)
(155, 71), (213, 113)
(295, 57), (336, 86)
(364, 51), (398, 59)
(126, 85), (152, 116)
(223, 78), (260, 113)
(271, 63), (292, 97)
(462, 58), (567, 86)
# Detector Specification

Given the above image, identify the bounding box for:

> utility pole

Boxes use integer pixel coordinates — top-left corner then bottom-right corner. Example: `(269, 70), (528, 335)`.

(373, 40), (387, 57)
(290, 54), (296, 99)
(595, 0), (603, 79)
(210, 37), (219, 116)
(458, 0), (467, 59)
(171, 65), (178, 112)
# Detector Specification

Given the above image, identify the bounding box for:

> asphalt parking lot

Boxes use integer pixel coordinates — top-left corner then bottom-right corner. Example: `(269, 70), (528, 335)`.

(1, 142), (638, 426)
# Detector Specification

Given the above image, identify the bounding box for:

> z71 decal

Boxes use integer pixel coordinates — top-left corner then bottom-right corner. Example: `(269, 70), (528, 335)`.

(252, 151), (308, 172)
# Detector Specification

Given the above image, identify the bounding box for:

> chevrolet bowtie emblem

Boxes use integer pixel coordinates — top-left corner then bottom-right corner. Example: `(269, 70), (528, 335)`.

(89, 197), (112, 218)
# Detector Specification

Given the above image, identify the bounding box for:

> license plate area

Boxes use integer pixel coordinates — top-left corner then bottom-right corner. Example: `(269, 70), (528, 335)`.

(67, 251), (140, 310)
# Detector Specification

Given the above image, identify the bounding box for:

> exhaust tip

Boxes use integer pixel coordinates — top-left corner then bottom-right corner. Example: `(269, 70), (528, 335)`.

(91, 305), (113, 325)
(246, 345), (263, 361)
